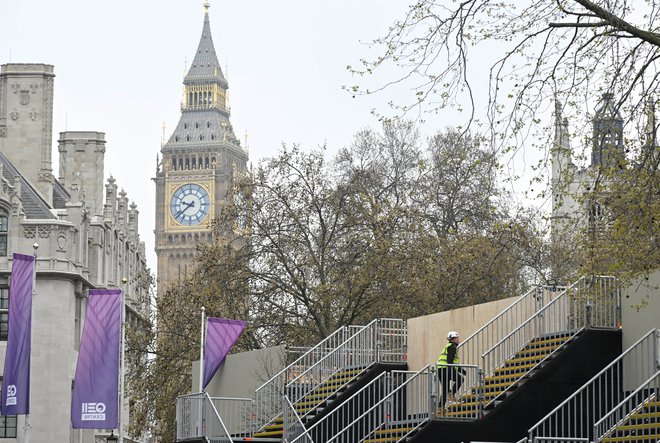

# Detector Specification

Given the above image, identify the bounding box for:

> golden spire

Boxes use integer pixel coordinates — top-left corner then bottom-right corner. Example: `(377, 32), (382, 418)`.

(204, 0), (210, 13)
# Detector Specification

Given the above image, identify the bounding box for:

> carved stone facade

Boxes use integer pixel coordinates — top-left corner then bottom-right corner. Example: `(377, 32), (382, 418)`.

(0, 63), (150, 443)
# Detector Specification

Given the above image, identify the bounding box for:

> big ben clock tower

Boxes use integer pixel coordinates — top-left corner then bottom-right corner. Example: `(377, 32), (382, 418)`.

(154, 1), (248, 291)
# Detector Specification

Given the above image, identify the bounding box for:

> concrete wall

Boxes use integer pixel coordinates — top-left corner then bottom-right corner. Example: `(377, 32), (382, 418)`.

(193, 345), (286, 398)
(406, 296), (518, 371)
(621, 269), (660, 350)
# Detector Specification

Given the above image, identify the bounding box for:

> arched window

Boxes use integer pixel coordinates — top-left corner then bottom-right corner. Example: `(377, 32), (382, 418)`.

(192, 157), (197, 169)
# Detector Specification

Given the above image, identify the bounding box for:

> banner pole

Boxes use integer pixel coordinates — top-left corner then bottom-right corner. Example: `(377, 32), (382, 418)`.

(24, 243), (38, 443)
(199, 306), (205, 393)
(119, 277), (127, 443)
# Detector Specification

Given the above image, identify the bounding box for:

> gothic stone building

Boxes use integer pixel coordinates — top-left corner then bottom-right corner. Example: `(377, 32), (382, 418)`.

(551, 93), (635, 234)
(0, 63), (149, 442)
(154, 4), (249, 293)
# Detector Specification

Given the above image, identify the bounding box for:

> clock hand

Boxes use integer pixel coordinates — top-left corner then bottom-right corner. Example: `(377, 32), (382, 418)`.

(175, 200), (195, 218)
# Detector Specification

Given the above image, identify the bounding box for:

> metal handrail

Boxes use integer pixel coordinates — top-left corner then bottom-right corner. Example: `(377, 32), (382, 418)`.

(290, 371), (390, 443)
(593, 369), (660, 441)
(283, 395), (310, 443)
(285, 319), (406, 415)
(285, 319), (379, 411)
(482, 276), (618, 379)
(205, 392), (235, 442)
(325, 367), (432, 443)
(459, 285), (563, 368)
(453, 285), (563, 409)
(208, 396), (254, 438)
(254, 324), (355, 428)
(528, 328), (659, 443)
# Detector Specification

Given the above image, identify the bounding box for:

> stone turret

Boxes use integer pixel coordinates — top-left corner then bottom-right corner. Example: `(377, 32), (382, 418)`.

(58, 131), (106, 216)
(104, 176), (117, 222)
(551, 100), (573, 185)
(0, 63), (55, 205)
(592, 93), (625, 167)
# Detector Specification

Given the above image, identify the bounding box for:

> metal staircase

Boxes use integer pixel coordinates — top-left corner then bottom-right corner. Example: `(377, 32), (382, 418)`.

(282, 283), (569, 443)
(176, 319), (407, 443)
(595, 370), (660, 443)
(315, 276), (620, 443)
(443, 332), (575, 418)
(175, 275), (630, 443)
(526, 328), (660, 443)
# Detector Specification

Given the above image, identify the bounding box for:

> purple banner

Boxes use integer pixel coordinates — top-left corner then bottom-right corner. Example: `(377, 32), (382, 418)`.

(203, 318), (246, 388)
(71, 289), (121, 429)
(1, 253), (35, 415)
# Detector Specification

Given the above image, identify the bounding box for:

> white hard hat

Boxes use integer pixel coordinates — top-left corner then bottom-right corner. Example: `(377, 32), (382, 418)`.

(447, 331), (459, 340)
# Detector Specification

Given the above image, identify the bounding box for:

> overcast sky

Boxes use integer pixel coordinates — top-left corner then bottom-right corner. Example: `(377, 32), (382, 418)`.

(2, 0), (427, 270)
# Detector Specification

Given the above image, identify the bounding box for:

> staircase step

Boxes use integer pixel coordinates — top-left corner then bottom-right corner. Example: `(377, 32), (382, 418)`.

(514, 344), (563, 358)
(484, 373), (523, 384)
(504, 353), (550, 366)
(374, 426), (415, 436)
(600, 433), (660, 443)
(493, 362), (537, 376)
(445, 399), (487, 410)
(628, 412), (660, 422)
(363, 437), (402, 443)
(252, 429), (284, 438)
(613, 423), (660, 433)
(439, 406), (482, 417)
(640, 400), (660, 410)
(527, 335), (570, 348)
(462, 389), (505, 401)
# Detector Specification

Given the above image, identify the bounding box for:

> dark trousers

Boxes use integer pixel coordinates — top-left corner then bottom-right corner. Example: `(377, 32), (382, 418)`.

(438, 366), (462, 407)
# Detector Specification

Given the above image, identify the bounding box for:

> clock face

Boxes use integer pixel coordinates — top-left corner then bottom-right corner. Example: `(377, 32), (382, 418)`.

(170, 183), (210, 226)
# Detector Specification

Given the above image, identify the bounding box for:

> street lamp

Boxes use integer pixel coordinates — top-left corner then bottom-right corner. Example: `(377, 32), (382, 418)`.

(107, 431), (118, 443)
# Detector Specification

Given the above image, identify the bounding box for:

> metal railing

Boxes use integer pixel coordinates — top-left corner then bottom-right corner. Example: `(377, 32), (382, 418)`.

(594, 369), (660, 442)
(285, 319), (407, 417)
(436, 364), (484, 420)
(481, 276), (619, 404)
(254, 324), (358, 429)
(209, 397), (254, 438)
(325, 368), (433, 443)
(176, 392), (233, 442)
(290, 371), (390, 443)
(283, 396), (309, 443)
(528, 329), (659, 442)
(459, 285), (564, 368)
(377, 318), (408, 363)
